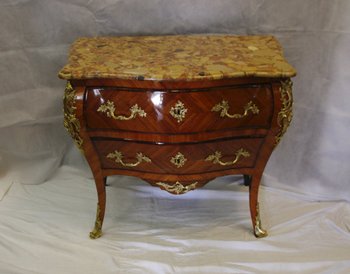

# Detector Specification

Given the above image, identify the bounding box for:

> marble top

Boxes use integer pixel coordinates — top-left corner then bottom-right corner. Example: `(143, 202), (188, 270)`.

(58, 35), (296, 81)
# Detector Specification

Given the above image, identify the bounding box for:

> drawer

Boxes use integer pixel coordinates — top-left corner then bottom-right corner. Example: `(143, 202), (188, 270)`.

(93, 137), (264, 174)
(85, 85), (273, 133)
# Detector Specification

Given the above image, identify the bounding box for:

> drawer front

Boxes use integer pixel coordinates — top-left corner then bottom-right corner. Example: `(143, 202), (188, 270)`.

(85, 85), (273, 133)
(93, 138), (264, 174)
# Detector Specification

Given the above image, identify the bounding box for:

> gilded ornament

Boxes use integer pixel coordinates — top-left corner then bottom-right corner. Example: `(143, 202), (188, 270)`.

(170, 152), (187, 168)
(211, 100), (259, 119)
(254, 203), (268, 238)
(275, 79), (293, 145)
(97, 100), (147, 121)
(107, 150), (151, 167)
(89, 203), (103, 239)
(169, 100), (188, 123)
(205, 148), (250, 166)
(156, 181), (198, 195)
(63, 81), (83, 151)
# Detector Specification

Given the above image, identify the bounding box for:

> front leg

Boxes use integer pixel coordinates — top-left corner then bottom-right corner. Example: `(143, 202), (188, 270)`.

(89, 175), (106, 239)
(249, 173), (268, 238)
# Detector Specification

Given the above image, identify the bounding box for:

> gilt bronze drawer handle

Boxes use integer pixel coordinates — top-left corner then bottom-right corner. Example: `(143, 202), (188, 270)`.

(211, 100), (259, 118)
(156, 181), (198, 195)
(97, 100), (147, 120)
(205, 148), (250, 166)
(107, 150), (151, 167)
(169, 100), (188, 123)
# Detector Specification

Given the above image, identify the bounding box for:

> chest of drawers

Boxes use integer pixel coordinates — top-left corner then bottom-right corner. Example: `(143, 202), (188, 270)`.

(59, 35), (296, 239)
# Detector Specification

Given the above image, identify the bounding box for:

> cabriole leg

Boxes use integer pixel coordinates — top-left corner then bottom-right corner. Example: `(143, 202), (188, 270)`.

(249, 174), (268, 238)
(89, 176), (106, 239)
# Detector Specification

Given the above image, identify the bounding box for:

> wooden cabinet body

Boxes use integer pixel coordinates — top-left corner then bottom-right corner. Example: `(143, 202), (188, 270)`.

(60, 35), (295, 238)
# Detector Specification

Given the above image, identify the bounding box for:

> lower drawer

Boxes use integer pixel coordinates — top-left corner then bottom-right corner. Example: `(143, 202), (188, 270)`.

(93, 138), (264, 174)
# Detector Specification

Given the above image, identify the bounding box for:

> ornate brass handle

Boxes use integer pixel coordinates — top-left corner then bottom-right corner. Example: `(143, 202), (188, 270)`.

(97, 100), (147, 120)
(156, 181), (198, 195)
(205, 148), (250, 166)
(107, 150), (151, 167)
(211, 100), (259, 118)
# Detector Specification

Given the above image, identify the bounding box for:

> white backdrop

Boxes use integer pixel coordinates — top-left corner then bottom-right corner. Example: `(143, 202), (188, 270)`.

(0, 1), (350, 273)
(1, 0), (349, 200)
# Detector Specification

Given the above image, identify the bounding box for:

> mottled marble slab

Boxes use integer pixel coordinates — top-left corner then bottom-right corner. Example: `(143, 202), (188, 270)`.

(59, 35), (296, 81)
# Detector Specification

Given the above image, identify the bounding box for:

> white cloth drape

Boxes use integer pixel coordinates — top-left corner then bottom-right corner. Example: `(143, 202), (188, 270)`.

(1, 167), (349, 274)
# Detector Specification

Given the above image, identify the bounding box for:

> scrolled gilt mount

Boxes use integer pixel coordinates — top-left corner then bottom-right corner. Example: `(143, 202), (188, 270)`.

(156, 181), (198, 195)
(205, 148), (250, 166)
(275, 79), (293, 146)
(107, 150), (151, 167)
(98, 100), (147, 121)
(63, 81), (83, 151)
(212, 100), (259, 119)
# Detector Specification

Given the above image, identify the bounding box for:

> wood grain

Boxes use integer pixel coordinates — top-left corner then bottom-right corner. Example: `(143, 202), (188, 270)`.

(85, 85), (273, 133)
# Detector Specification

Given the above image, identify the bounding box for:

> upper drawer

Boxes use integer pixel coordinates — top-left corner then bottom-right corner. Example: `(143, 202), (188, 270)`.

(85, 85), (273, 133)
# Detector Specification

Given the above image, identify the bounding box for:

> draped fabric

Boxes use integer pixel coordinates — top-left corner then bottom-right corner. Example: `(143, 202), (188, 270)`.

(0, 1), (349, 273)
